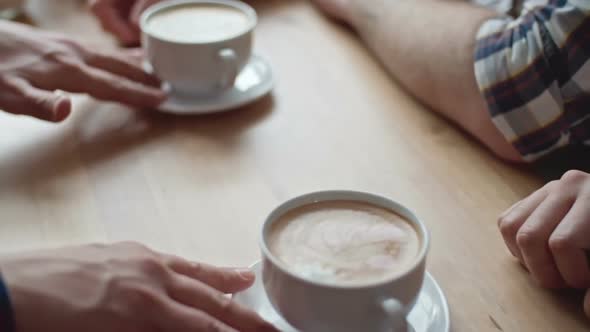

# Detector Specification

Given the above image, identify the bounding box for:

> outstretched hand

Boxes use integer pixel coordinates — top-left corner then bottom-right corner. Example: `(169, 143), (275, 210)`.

(498, 170), (590, 317)
(0, 21), (165, 122)
(1, 242), (279, 332)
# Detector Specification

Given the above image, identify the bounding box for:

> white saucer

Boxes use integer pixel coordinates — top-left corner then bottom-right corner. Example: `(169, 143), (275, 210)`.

(146, 55), (274, 115)
(233, 261), (450, 332)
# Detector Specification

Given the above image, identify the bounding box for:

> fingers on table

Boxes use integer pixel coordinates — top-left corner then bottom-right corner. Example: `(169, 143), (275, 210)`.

(167, 274), (278, 332)
(85, 51), (161, 88)
(1, 76), (71, 122)
(498, 184), (550, 261)
(516, 191), (574, 288)
(50, 57), (165, 108)
(549, 196), (590, 289)
(166, 256), (255, 293)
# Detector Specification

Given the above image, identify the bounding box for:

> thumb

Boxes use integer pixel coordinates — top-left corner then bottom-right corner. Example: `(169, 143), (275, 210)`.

(92, 0), (138, 46)
(167, 257), (255, 294)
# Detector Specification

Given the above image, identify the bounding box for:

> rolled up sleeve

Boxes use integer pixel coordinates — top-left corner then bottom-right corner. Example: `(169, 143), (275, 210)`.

(474, 0), (590, 162)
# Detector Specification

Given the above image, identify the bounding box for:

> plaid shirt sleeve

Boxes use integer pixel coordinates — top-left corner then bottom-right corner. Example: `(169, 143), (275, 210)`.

(474, 0), (590, 162)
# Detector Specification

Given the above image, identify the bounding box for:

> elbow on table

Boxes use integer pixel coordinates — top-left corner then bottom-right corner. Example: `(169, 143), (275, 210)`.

(475, 118), (524, 164)
(464, 107), (525, 163)
(488, 139), (524, 164)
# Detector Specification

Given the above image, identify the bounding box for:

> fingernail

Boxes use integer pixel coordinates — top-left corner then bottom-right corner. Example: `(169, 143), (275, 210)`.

(236, 268), (255, 281)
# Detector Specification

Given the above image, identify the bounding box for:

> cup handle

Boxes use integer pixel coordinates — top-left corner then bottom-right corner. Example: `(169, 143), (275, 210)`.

(218, 48), (239, 90)
(380, 298), (409, 332)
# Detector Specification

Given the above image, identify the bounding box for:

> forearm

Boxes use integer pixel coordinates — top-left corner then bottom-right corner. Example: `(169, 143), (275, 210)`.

(348, 0), (521, 160)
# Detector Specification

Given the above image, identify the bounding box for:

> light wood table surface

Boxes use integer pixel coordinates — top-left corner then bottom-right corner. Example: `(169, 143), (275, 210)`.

(0, 1), (587, 331)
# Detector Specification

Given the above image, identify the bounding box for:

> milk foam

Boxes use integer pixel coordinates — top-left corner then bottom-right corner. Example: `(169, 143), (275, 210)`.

(146, 4), (251, 43)
(268, 201), (421, 285)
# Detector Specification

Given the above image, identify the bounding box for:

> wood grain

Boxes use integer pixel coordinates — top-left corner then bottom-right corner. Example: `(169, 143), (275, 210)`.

(0, 1), (586, 331)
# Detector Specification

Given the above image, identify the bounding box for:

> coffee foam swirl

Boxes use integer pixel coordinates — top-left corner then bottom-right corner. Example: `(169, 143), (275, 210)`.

(146, 4), (251, 43)
(268, 201), (421, 285)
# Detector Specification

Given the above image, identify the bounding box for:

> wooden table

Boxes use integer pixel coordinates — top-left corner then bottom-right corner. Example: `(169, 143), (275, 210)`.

(0, 1), (586, 331)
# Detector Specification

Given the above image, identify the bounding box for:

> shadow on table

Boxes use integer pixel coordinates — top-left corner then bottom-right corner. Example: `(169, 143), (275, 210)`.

(0, 95), (274, 190)
(548, 289), (589, 327)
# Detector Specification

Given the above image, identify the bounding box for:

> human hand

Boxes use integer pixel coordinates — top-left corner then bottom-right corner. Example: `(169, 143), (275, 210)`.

(498, 170), (590, 292)
(1, 242), (278, 332)
(0, 21), (164, 122)
(90, 0), (162, 46)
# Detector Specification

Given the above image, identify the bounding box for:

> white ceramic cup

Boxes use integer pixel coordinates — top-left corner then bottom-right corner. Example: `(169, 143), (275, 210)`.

(140, 0), (257, 96)
(260, 191), (430, 332)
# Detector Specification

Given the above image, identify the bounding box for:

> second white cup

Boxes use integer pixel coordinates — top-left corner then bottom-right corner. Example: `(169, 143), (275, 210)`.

(140, 0), (257, 96)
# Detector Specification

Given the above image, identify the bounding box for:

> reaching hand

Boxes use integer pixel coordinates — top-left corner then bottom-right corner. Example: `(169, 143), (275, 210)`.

(90, 0), (162, 46)
(0, 21), (165, 122)
(0, 242), (278, 332)
(498, 170), (590, 316)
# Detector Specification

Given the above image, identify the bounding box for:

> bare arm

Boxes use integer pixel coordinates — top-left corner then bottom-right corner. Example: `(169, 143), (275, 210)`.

(341, 0), (522, 161)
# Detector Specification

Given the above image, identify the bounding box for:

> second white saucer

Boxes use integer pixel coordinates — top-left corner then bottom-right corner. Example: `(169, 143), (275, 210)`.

(146, 55), (274, 115)
(233, 261), (451, 332)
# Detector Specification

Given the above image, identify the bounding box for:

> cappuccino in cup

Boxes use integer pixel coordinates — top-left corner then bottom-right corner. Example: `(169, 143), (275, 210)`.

(261, 191), (429, 332)
(144, 3), (251, 43)
(268, 200), (421, 285)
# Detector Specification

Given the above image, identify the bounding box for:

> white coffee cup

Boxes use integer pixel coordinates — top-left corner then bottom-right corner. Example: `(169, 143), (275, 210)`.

(260, 191), (430, 332)
(140, 0), (257, 96)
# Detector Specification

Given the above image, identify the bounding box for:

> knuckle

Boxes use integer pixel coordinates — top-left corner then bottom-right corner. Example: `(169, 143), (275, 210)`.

(216, 294), (234, 313)
(562, 170), (587, 184)
(60, 39), (85, 55)
(110, 79), (128, 90)
(516, 229), (541, 250)
(55, 57), (85, 74)
(548, 234), (572, 253)
(543, 180), (559, 192)
(124, 286), (162, 309)
(190, 261), (204, 275)
(498, 214), (521, 238)
(204, 319), (226, 332)
(137, 256), (166, 276)
(47, 51), (74, 65)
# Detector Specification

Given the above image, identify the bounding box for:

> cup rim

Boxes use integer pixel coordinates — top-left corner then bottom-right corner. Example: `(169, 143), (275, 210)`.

(259, 190), (431, 290)
(139, 0), (258, 45)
